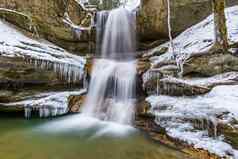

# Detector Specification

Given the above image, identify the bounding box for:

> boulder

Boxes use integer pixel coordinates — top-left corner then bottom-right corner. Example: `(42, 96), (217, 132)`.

(68, 94), (86, 113)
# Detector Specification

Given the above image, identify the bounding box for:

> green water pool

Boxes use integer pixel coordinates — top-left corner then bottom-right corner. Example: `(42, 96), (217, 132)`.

(0, 114), (190, 159)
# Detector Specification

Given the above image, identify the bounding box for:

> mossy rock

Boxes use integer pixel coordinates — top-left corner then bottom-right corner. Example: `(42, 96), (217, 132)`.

(0, 9), (34, 32)
(0, 56), (68, 89)
(183, 51), (238, 76)
(0, 0), (92, 54)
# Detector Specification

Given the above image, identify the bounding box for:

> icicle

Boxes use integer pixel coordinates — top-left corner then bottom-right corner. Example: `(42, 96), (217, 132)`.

(24, 56), (85, 84)
(156, 79), (159, 95)
(39, 108), (43, 118)
(167, 0), (175, 59)
(24, 106), (32, 119)
(210, 117), (218, 138)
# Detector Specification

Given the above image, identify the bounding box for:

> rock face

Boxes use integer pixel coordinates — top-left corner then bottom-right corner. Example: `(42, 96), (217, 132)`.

(182, 50), (238, 76)
(137, 0), (238, 48)
(0, 0), (93, 54)
(0, 56), (65, 90)
(1, 0), (237, 53)
(0, 55), (85, 117)
(68, 94), (86, 113)
(138, 5), (238, 157)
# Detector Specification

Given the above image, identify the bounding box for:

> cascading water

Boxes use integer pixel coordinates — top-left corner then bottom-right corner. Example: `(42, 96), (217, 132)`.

(82, 7), (137, 125)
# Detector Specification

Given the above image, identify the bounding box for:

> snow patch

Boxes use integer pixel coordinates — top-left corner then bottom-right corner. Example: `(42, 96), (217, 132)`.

(0, 19), (86, 83)
(2, 89), (86, 118)
(146, 85), (238, 158)
(167, 122), (238, 158)
(149, 5), (238, 66)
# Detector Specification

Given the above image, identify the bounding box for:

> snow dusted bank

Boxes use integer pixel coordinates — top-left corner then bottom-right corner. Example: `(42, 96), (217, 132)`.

(145, 5), (238, 159)
(0, 17), (86, 117)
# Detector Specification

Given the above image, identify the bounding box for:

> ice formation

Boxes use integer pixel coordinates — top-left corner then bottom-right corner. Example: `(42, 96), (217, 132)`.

(146, 85), (238, 158)
(148, 5), (238, 67)
(1, 90), (86, 118)
(0, 19), (86, 83)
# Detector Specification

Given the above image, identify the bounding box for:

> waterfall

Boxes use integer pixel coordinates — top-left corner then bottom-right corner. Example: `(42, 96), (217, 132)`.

(101, 8), (136, 60)
(81, 7), (137, 125)
(96, 11), (109, 56)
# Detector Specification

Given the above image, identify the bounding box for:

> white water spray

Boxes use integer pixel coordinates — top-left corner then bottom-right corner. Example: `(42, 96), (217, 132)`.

(82, 7), (137, 125)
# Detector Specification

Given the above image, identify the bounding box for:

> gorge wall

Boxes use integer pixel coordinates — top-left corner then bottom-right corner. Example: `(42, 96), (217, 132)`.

(1, 0), (237, 54)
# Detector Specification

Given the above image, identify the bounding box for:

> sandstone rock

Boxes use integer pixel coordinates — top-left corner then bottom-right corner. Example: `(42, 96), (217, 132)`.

(68, 94), (86, 113)
(0, 56), (66, 89)
(137, 57), (151, 75)
(0, 54), (85, 115)
(157, 65), (179, 77)
(134, 101), (223, 159)
(144, 71), (238, 96)
(182, 50), (238, 76)
(1, 0), (237, 53)
(137, 0), (238, 49)
(135, 99), (152, 117)
(220, 123), (238, 149)
(0, 0), (94, 54)
(0, 89), (86, 118)
(144, 77), (210, 96)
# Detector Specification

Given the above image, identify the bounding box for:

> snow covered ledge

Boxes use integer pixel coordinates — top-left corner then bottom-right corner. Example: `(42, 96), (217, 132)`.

(147, 5), (238, 68)
(0, 19), (86, 83)
(1, 89), (86, 118)
(146, 84), (238, 158)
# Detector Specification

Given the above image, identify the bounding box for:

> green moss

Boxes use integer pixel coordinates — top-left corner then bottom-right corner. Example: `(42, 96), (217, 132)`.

(32, 16), (73, 40)
(223, 128), (238, 149)
(0, 9), (34, 32)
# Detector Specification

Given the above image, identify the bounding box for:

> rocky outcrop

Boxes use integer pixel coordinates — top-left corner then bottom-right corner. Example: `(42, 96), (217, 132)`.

(68, 94), (86, 113)
(0, 0), (94, 54)
(138, 5), (238, 157)
(0, 56), (66, 90)
(0, 55), (86, 117)
(143, 71), (238, 96)
(0, 89), (86, 117)
(137, 0), (238, 49)
(144, 77), (211, 96)
(134, 100), (225, 159)
(1, 0), (237, 53)
(136, 56), (151, 75)
(136, 84), (238, 158)
(182, 50), (238, 76)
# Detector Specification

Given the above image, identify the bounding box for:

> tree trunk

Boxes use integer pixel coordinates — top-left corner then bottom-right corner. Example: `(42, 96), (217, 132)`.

(212, 0), (228, 51)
